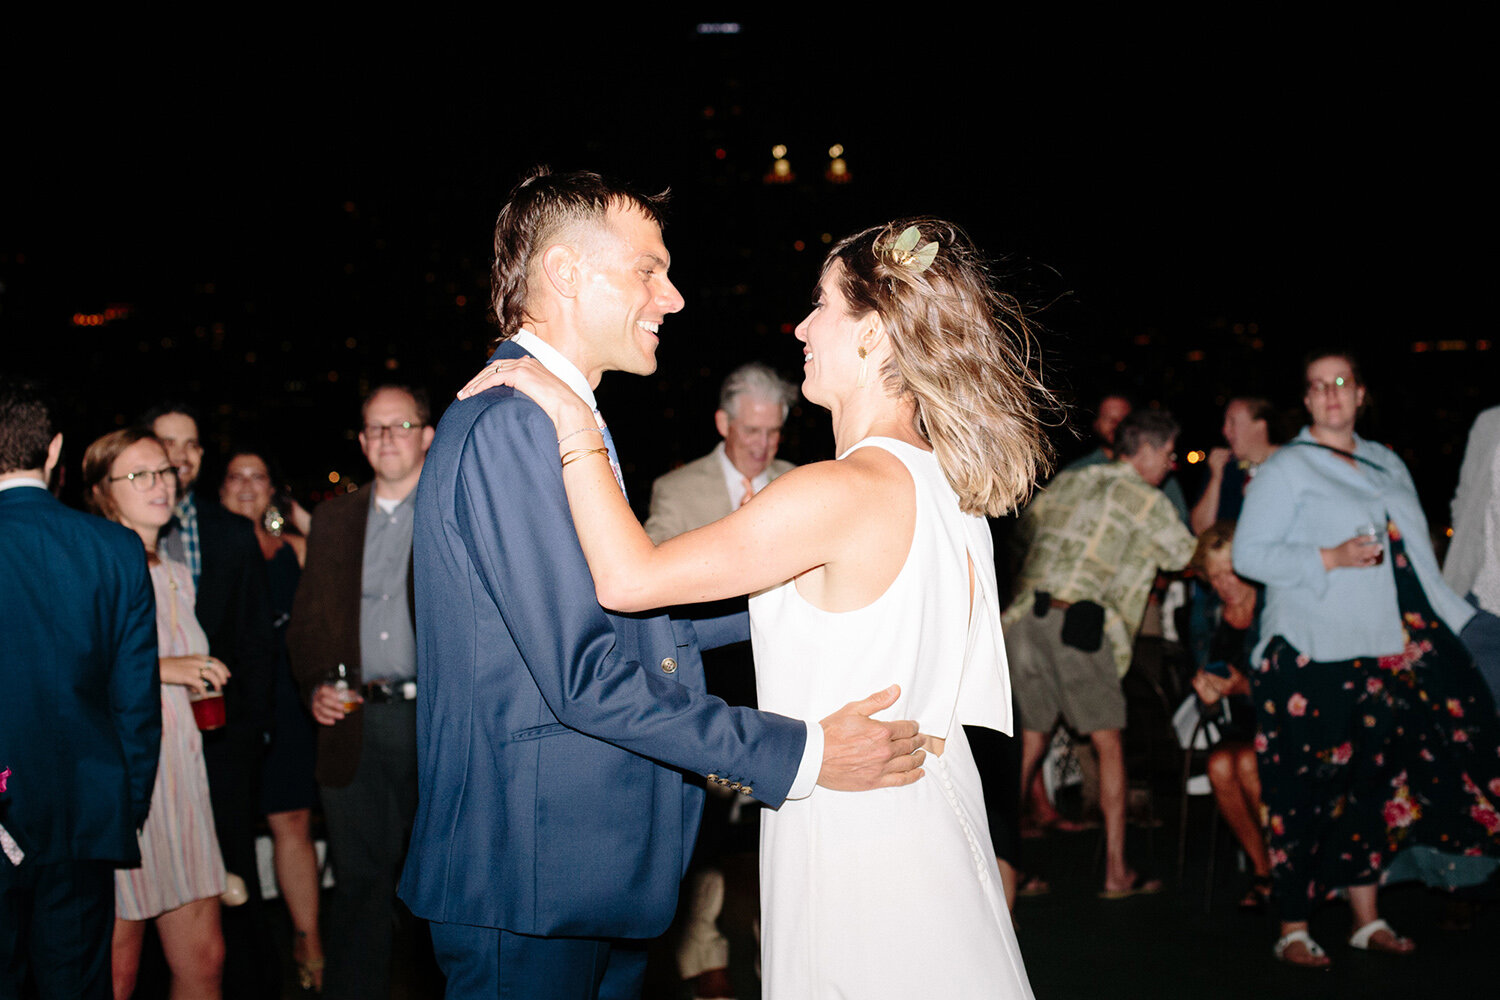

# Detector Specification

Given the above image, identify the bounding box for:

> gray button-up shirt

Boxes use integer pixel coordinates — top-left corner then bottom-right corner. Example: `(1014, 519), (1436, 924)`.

(360, 490), (417, 681)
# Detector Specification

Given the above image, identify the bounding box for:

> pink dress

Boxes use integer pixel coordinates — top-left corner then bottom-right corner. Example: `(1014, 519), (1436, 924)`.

(113, 558), (226, 920)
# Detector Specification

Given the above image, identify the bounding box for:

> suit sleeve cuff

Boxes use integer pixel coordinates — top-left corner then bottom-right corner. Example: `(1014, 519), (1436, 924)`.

(786, 719), (823, 800)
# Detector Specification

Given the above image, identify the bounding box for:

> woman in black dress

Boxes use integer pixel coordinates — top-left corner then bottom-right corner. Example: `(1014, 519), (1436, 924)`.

(220, 450), (323, 991)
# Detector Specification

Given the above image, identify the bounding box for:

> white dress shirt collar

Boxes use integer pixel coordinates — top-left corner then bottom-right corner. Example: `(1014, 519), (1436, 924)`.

(0, 476), (47, 494)
(715, 442), (770, 509)
(510, 330), (598, 411)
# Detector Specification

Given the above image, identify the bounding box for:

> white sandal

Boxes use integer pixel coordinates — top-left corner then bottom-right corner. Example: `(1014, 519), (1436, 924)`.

(1349, 918), (1414, 953)
(1273, 929), (1328, 966)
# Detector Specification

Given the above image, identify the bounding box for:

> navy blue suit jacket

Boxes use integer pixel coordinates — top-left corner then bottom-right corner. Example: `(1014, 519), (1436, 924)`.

(0, 485), (160, 866)
(398, 342), (806, 940)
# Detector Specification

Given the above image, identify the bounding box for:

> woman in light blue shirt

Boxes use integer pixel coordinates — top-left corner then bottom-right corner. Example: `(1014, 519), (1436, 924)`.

(1235, 351), (1500, 968)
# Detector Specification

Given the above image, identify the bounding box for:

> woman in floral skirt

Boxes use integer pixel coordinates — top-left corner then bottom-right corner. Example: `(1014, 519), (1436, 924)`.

(1234, 350), (1500, 968)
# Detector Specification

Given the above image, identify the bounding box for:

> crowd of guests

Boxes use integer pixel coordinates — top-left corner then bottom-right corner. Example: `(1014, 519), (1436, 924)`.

(1, 379), (432, 999)
(1006, 353), (1500, 969)
(5, 340), (1500, 997)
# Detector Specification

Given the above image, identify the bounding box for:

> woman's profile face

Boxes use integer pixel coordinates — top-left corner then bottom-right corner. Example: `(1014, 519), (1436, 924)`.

(103, 438), (177, 533)
(794, 261), (872, 406)
(220, 454), (273, 522)
(1303, 355), (1364, 434)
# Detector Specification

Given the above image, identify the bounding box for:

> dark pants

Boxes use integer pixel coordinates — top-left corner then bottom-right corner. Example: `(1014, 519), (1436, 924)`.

(429, 922), (648, 1000)
(0, 859), (114, 1000)
(203, 722), (278, 999)
(320, 700), (420, 1000)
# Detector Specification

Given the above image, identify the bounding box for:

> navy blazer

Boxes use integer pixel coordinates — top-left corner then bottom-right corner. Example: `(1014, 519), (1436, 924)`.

(398, 342), (806, 940)
(0, 485), (160, 865)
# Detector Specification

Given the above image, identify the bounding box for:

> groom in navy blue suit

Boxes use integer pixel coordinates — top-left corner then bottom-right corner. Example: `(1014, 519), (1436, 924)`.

(398, 169), (923, 999)
(0, 378), (161, 999)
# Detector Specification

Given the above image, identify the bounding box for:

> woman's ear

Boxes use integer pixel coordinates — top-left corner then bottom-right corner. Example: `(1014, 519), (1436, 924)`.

(859, 313), (888, 359)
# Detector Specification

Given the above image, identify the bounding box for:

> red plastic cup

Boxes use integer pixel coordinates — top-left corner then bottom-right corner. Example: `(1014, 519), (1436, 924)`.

(190, 689), (226, 731)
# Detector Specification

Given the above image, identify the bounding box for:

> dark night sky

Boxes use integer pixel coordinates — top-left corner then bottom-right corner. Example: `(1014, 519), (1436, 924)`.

(3, 22), (1491, 521)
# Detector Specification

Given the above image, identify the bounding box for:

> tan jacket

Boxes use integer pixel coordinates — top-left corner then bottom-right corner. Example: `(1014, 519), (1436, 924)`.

(643, 449), (795, 543)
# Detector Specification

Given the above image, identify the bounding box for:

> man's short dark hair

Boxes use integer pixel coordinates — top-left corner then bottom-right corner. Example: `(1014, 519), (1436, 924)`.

(1114, 409), (1179, 457)
(0, 377), (56, 474)
(489, 167), (670, 345)
(361, 384), (432, 428)
(1232, 396), (1276, 427)
(139, 400), (202, 431)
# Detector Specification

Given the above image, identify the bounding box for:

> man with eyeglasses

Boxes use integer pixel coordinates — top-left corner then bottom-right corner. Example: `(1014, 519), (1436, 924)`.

(1, 377), (161, 1000)
(144, 401), (278, 999)
(288, 384), (434, 1000)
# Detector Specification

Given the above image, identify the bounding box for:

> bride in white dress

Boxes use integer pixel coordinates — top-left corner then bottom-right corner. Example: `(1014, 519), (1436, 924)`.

(480, 218), (1051, 998)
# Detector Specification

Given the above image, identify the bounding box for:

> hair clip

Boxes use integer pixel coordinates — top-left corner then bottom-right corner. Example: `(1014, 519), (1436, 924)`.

(880, 226), (940, 273)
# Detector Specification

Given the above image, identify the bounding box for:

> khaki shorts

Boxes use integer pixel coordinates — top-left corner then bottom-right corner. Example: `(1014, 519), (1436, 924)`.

(1006, 606), (1126, 734)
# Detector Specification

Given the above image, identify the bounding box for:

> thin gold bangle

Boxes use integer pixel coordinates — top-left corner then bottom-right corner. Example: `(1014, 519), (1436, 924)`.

(561, 447), (610, 468)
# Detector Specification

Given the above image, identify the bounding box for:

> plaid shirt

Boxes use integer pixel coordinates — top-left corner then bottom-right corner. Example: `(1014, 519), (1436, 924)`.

(168, 491), (203, 588)
(1003, 461), (1195, 676)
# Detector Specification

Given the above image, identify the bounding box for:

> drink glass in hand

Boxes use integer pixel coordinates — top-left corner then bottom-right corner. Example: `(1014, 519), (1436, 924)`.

(1355, 521), (1384, 566)
(189, 681), (226, 731)
(327, 663), (363, 714)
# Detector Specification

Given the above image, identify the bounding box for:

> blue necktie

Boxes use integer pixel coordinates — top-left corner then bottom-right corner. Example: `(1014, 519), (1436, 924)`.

(593, 409), (628, 500)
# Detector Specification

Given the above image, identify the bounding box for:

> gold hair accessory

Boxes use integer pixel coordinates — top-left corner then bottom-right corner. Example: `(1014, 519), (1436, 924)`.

(880, 226), (939, 273)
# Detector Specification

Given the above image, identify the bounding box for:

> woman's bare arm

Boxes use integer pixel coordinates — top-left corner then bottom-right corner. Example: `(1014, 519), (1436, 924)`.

(468, 358), (893, 612)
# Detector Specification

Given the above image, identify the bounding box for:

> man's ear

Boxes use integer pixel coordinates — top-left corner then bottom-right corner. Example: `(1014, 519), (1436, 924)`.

(43, 433), (63, 482)
(540, 243), (583, 298)
(714, 409), (731, 439)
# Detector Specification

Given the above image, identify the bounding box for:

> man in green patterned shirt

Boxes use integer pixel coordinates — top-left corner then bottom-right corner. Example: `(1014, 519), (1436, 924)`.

(1004, 409), (1195, 898)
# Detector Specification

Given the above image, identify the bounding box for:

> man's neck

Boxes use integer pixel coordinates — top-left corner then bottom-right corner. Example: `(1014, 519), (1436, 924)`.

(0, 469), (44, 485)
(718, 445), (764, 483)
(524, 323), (602, 391)
(373, 477), (419, 503)
(1240, 439), (1275, 465)
(511, 329), (600, 409)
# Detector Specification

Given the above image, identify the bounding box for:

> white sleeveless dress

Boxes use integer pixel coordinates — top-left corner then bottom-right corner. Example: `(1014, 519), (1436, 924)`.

(750, 438), (1034, 999)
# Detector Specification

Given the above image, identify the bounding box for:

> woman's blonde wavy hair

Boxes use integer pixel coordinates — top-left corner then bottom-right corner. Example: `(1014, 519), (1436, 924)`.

(826, 217), (1057, 516)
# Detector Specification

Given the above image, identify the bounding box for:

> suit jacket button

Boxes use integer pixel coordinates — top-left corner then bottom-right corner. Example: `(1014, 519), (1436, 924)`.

(742, 785), (752, 795)
(660, 657), (678, 673)
(729, 782), (743, 791)
(707, 773), (719, 781)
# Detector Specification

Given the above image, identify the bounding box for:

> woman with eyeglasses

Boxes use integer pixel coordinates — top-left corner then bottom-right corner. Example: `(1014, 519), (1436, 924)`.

(1234, 350), (1500, 968)
(82, 428), (229, 999)
(220, 448), (323, 992)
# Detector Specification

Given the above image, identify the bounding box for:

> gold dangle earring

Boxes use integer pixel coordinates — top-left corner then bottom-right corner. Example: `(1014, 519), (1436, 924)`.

(856, 346), (869, 388)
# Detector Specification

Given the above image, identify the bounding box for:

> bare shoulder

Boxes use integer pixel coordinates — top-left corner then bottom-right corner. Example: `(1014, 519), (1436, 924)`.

(757, 445), (915, 532)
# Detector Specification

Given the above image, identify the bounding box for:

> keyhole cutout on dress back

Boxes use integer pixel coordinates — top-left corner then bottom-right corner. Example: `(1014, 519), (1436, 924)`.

(967, 554), (976, 620)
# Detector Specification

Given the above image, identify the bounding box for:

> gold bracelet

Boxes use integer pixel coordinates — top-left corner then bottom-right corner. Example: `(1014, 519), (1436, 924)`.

(561, 447), (609, 468)
(557, 426), (604, 446)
